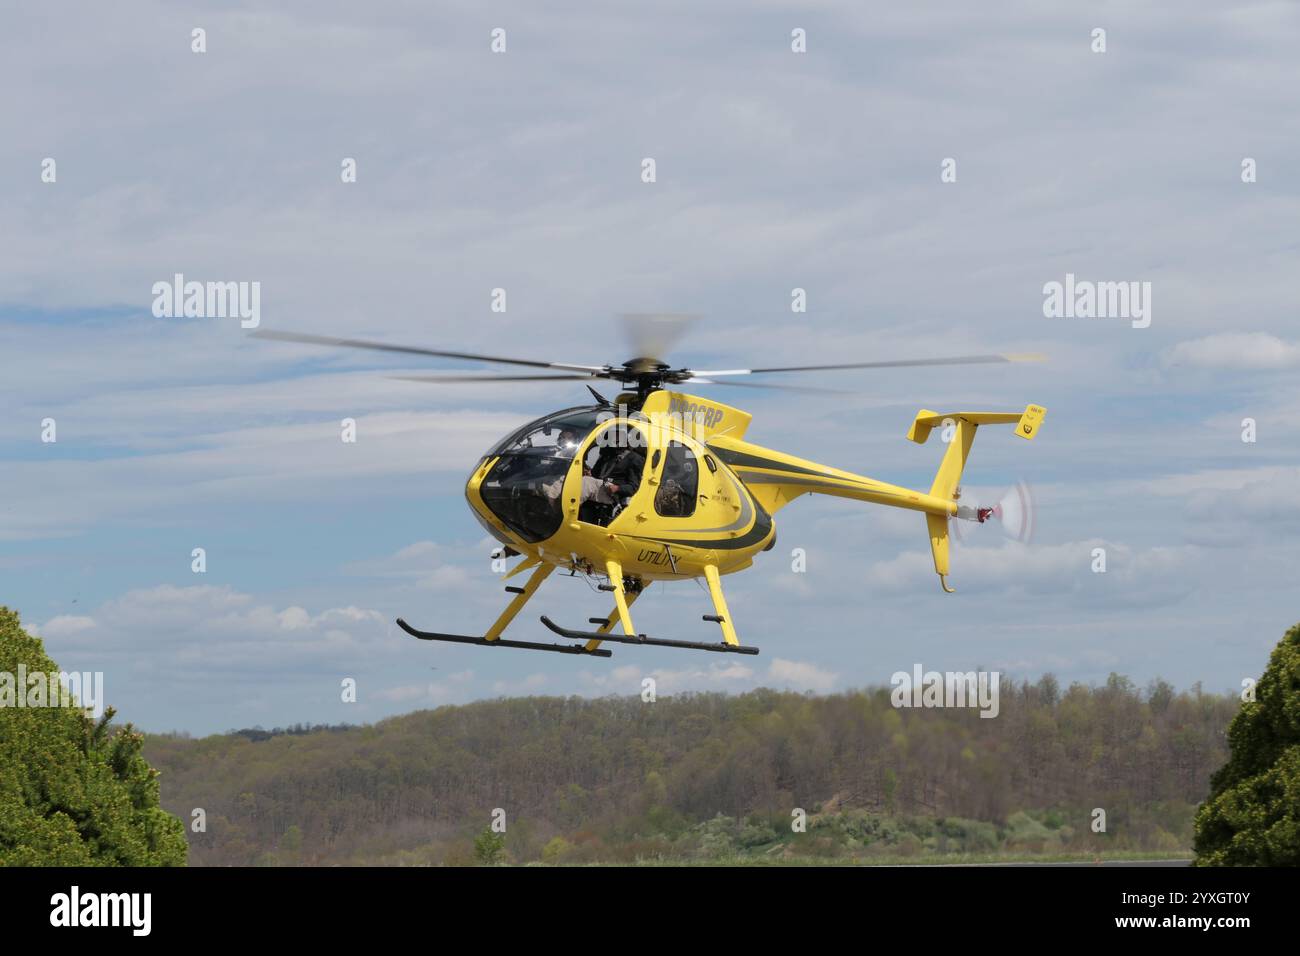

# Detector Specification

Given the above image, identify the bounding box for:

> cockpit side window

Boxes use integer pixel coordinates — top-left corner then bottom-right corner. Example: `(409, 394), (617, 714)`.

(655, 441), (698, 517)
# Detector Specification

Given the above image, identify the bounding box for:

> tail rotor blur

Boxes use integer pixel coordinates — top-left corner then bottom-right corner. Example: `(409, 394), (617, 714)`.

(952, 479), (1036, 545)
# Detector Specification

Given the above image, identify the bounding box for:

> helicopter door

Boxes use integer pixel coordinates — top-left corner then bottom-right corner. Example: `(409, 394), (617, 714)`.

(654, 441), (698, 517)
(578, 425), (649, 527)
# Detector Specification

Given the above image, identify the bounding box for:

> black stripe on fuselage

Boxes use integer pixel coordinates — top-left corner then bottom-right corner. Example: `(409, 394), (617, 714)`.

(626, 500), (774, 552)
(709, 445), (910, 506)
(708, 447), (835, 479)
(710, 446), (887, 491)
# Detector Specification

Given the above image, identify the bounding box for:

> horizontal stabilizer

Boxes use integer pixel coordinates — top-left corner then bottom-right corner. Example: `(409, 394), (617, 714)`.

(907, 404), (1047, 444)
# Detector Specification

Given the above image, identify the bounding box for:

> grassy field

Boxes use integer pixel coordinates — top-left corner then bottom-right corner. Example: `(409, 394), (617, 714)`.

(567, 850), (1193, 867)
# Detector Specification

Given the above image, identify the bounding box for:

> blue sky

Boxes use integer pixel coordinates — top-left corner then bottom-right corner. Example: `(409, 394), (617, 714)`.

(2, 1), (1299, 734)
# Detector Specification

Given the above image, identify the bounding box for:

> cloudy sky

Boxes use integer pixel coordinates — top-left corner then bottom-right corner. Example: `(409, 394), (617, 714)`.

(3, 1), (1298, 735)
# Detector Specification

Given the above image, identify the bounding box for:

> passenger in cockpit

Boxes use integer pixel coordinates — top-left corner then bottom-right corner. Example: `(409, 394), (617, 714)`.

(542, 463), (618, 509)
(593, 446), (645, 501)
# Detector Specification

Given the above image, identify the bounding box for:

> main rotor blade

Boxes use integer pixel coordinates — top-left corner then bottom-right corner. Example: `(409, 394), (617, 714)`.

(252, 329), (607, 374)
(388, 373), (606, 384)
(684, 377), (842, 394)
(690, 353), (1046, 376)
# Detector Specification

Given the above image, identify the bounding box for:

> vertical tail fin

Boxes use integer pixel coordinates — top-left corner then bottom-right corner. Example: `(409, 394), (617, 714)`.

(926, 513), (956, 592)
(927, 415), (978, 501)
(908, 405), (1046, 592)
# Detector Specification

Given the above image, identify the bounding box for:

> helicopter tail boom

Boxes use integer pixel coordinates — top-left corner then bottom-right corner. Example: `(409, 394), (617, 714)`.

(706, 437), (958, 517)
(708, 403), (1045, 592)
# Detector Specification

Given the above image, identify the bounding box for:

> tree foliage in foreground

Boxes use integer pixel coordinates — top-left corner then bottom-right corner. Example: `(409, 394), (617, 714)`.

(0, 607), (187, 866)
(1194, 623), (1300, 866)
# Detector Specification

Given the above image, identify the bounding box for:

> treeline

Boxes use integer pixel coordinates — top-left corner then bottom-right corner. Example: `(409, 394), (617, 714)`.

(143, 675), (1237, 865)
(227, 723), (355, 744)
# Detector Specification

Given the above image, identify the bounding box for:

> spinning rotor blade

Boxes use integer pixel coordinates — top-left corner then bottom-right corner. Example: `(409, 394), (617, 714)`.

(255, 325), (1046, 395)
(689, 353), (1046, 377)
(252, 329), (607, 374)
(683, 377), (842, 394)
(951, 479), (1037, 545)
(389, 373), (605, 383)
(620, 313), (697, 365)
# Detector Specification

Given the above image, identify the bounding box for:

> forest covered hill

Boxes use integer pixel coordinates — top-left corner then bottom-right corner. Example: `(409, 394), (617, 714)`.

(144, 676), (1237, 865)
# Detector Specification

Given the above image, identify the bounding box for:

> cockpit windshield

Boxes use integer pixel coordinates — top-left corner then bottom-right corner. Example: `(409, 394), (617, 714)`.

(486, 407), (604, 461)
(478, 407), (606, 542)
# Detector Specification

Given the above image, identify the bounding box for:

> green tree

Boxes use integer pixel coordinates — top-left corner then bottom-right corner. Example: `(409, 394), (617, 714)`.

(541, 836), (572, 863)
(1193, 623), (1300, 865)
(882, 768), (898, 813)
(0, 607), (187, 866)
(473, 827), (506, 866)
(279, 823), (303, 863)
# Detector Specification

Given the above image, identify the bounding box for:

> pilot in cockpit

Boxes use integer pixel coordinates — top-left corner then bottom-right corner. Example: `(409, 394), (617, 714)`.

(556, 428), (581, 458)
(592, 445), (645, 500)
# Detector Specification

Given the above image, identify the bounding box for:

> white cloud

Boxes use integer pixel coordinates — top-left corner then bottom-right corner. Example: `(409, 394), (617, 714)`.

(579, 660), (756, 695)
(766, 658), (838, 693)
(865, 539), (1203, 607)
(41, 584), (391, 673)
(346, 540), (488, 593)
(575, 657), (838, 696)
(376, 671), (476, 705)
(491, 673), (549, 694)
(0, 408), (523, 541)
(375, 684), (433, 703)
(1167, 333), (1300, 370)
(33, 614), (97, 639)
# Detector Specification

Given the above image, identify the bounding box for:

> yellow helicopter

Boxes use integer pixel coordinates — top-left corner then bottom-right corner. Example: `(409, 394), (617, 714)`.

(257, 321), (1045, 658)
